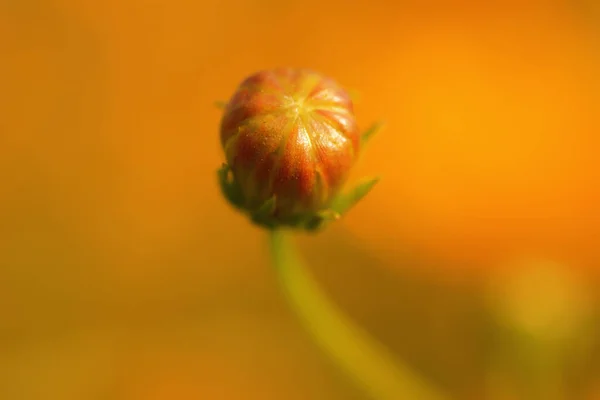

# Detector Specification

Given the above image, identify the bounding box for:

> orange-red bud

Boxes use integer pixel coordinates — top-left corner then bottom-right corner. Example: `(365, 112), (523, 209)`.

(219, 68), (361, 228)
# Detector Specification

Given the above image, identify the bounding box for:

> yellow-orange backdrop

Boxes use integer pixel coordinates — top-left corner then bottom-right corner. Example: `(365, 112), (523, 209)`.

(1, 0), (598, 399)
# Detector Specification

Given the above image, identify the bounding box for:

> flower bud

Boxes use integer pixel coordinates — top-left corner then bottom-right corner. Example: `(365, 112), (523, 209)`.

(218, 68), (378, 230)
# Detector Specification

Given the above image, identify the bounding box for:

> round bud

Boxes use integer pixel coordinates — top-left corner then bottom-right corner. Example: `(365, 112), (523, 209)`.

(219, 68), (361, 229)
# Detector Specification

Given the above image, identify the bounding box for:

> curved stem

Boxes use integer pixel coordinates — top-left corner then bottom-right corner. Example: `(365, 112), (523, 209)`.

(269, 229), (447, 400)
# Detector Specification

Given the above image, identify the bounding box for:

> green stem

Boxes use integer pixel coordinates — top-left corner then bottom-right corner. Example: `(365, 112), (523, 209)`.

(269, 229), (447, 400)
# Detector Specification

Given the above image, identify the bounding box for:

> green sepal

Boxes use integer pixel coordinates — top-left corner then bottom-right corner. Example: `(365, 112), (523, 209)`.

(217, 163), (244, 209)
(330, 177), (380, 217)
(250, 196), (277, 228)
(361, 121), (385, 147)
(348, 89), (361, 104)
(304, 209), (341, 232)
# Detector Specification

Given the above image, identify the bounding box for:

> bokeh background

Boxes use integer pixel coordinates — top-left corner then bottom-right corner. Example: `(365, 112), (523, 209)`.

(1, 0), (599, 398)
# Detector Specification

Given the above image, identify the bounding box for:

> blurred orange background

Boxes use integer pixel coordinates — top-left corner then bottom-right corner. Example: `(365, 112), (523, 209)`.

(1, 0), (599, 399)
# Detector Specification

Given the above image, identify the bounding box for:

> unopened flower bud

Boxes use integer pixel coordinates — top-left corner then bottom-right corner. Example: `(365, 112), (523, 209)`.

(218, 68), (379, 230)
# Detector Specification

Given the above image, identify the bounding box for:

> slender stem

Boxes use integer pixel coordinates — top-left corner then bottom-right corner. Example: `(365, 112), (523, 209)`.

(269, 229), (447, 400)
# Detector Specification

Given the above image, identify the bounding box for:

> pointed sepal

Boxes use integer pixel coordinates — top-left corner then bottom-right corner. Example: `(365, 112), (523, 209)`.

(250, 196), (277, 228)
(217, 163), (244, 209)
(304, 209), (341, 232)
(361, 121), (385, 147)
(348, 89), (361, 104)
(330, 177), (380, 217)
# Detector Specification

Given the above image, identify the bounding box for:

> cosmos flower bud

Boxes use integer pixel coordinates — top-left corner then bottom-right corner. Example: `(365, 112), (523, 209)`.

(218, 68), (380, 231)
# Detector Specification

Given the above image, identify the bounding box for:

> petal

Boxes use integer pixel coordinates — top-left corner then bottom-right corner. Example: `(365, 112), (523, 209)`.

(271, 120), (317, 215)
